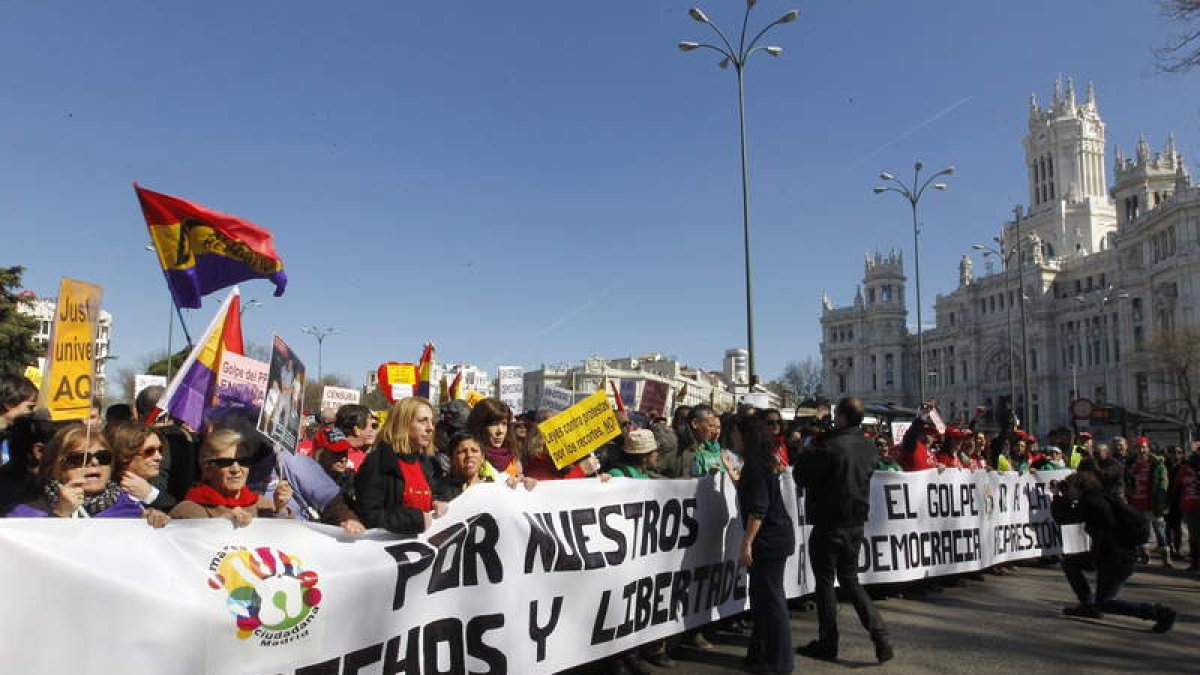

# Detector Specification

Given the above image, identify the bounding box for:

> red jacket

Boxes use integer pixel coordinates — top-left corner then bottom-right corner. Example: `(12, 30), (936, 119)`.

(1178, 464), (1199, 513)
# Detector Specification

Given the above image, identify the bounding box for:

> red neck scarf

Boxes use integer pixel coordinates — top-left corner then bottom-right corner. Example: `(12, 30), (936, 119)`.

(184, 483), (260, 508)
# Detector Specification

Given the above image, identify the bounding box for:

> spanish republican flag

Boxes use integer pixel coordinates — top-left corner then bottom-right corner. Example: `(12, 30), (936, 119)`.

(155, 288), (244, 428)
(135, 184), (287, 309)
(416, 343), (435, 400)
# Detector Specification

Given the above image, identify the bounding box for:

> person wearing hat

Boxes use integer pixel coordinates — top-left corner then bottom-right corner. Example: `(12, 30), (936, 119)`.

(598, 428), (674, 672)
(1068, 431), (1094, 470)
(604, 429), (662, 479)
(313, 425), (357, 503)
(1126, 436), (1171, 566)
(936, 428), (965, 471)
(1033, 447), (1067, 471)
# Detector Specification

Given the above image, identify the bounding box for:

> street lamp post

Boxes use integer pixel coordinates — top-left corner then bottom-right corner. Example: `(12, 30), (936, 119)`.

(679, 2), (800, 387)
(1014, 207), (1033, 430)
(300, 326), (339, 384)
(873, 161), (954, 406)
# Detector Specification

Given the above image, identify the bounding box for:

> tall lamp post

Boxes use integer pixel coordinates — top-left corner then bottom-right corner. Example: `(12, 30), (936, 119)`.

(679, 2), (800, 387)
(1013, 206), (1033, 429)
(1076, 285), (1129, 404)
(873, 161), (954, 405)
(300, 326), (339, 384)
(971, 241), (1017, 420)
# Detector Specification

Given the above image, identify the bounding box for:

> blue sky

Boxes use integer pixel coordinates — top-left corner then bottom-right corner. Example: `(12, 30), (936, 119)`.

(4, 1), (1199, 388)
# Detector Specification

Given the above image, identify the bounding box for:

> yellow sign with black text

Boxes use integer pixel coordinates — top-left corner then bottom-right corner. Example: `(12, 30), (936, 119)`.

(538, 389), (621, 469)
(39, 278), (103, 421)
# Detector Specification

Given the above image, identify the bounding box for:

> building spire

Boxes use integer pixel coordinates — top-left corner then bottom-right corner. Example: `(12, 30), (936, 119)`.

(1086, 81), (1096, 107)
(1137, 134), (1150, 163)
(1053, 75), (1063, 106)
(1066, 77), (1076, 108)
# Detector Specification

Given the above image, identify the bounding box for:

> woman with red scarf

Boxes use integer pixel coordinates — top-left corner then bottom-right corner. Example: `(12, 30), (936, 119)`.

(355, 397), (448, 534)
(170, 429), (293, 527)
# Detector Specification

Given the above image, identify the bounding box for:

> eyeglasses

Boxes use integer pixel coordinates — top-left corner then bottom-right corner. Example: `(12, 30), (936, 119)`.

(140, 444), (164, 458)
(207, 456), (254, 469)
(61, 449), (114, 469)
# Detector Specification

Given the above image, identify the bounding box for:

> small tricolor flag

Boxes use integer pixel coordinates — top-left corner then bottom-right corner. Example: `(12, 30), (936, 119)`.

(416, 343), (435, 400)
(136, 184), (286, 309)
(154, 288), (244, 428)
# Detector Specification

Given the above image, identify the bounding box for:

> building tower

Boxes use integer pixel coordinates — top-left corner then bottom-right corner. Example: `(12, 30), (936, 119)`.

(862, 251), (909, 400)
(1017, 77), (1117, 259)
(1112, 134), (1186, 229)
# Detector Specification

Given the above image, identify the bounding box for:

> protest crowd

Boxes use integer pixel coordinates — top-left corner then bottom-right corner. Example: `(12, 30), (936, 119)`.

(0, 187), (1191, 674)
(1, 362), (1192, 673)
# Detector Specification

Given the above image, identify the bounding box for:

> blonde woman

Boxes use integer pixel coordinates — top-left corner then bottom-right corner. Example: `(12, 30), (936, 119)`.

(355, 397), (448, 534)
(169, 429), (293, 527)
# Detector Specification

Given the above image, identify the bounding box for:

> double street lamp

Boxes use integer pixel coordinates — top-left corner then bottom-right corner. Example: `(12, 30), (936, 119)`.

(679, 1), (800, 387)
(300, 326), (339, 384)
(873, 162), (953, 406)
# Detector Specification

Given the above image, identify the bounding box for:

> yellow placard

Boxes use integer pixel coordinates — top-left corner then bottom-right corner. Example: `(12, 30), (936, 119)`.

(23, 365), (42, 389)
(39, 278), (103, 421)
(387, 363), (417, 386)
(538, 389), (621, 469)
(465, 390), (486, 408)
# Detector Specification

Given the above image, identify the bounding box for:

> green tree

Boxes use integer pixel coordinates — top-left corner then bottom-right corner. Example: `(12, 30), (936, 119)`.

(0, 266), (41, 375)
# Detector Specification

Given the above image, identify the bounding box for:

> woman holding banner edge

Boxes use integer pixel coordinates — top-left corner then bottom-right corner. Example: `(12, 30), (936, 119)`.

(737, 417), (796, 675)
(355, 397), (448, 534)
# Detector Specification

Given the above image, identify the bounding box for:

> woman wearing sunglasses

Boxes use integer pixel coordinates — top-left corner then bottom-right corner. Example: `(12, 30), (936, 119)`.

(5, 423), (154, 523)
(169, 429), (293, 527)
(106, 422), (175, 520)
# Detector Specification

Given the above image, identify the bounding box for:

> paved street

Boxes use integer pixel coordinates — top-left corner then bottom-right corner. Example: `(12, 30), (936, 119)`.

(661, 563), (1199, 674)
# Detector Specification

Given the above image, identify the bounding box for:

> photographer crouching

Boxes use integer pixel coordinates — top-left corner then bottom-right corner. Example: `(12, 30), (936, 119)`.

(1051, 471), (1176, 631)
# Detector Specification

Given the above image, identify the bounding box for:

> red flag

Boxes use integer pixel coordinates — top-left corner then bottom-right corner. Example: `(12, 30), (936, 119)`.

(609, 379), (625, 412)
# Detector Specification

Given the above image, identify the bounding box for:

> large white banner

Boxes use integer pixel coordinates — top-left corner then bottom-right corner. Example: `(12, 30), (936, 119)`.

(0, 469), (1081, 675)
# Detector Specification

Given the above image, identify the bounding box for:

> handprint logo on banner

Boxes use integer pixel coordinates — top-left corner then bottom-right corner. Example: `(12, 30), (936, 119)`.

(206, 546), (322, 645)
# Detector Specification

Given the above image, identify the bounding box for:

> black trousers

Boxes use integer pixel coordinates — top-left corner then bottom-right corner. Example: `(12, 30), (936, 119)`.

(810, 526), (889, 649)
(747, 555), (793, 672)
(1061, 548), (1159, 619)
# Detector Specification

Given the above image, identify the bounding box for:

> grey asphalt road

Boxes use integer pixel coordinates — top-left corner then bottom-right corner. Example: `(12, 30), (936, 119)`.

(577, 562), (1198, 674)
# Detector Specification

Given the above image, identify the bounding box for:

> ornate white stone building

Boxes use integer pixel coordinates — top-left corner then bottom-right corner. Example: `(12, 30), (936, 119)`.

(821, 78), (1199, 434)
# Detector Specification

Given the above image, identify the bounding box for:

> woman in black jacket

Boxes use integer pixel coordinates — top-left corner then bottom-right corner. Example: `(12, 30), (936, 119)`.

(737, 417), (796, 675)
(355, 397), (447, 534)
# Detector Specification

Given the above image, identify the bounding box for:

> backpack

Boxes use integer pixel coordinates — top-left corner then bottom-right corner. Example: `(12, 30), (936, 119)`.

(1105, 493), (1150, 549)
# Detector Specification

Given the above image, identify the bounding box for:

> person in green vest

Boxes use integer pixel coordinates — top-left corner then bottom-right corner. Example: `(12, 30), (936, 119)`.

(605, 428), (662, 479)
(1068, 431), (1093, 470)
(600, 429), (675, 671)
(875, 437), (903, 472)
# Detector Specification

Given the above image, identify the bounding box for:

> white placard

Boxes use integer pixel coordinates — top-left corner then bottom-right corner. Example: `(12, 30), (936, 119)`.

(134, 374), (166, 399)
(320, 386), (360, 411)
(497, 366), (524, 413)
(540, 384), (574, 413)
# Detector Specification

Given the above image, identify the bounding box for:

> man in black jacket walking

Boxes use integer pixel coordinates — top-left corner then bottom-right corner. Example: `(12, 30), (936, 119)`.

(794, 397), (893, 663)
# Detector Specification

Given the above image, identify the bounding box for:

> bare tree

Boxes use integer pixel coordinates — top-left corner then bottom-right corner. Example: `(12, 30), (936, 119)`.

(1145, 325), (1200, 432)
(1155, 0), (1200, 73)
(780, 357), (824, 403)
(303, 373), (352, 414)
